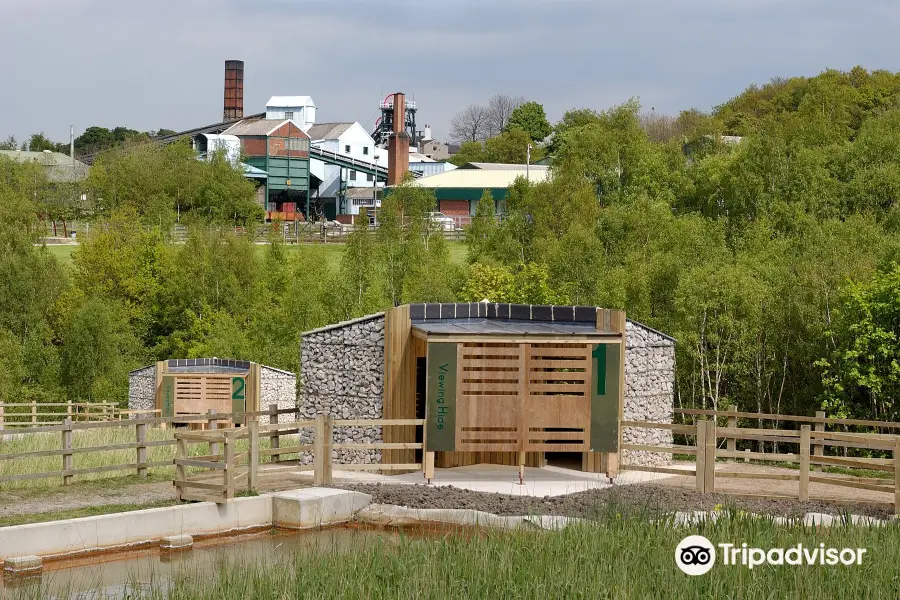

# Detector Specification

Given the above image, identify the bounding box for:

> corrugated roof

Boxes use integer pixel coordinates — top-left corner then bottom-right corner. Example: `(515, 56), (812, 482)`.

(223, 118), (308, 138)
(306, 122), (355, 140)
(461, 162), (551, 171)
(0, 150), (89, 183)
(410, 166), (549, 189)
(266, 96), (315, 108)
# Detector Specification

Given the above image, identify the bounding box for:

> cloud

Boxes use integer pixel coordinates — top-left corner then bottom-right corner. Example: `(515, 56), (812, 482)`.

(0, 0), (896, 143)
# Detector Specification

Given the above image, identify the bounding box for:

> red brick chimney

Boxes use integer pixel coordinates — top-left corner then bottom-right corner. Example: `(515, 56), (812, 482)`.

(387, 92), (410, 186)
(224, 60), (244, 121)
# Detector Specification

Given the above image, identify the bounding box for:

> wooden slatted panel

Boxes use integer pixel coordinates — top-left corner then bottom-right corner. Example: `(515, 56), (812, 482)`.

(524, 343), (590, 452)
(174, 373), (241, 416)
(456, 343), (523, 452)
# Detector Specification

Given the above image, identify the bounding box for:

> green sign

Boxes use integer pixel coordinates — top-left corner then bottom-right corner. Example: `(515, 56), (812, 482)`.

(590, 343), (620, 452)
(426, 343), (457, 451)
(161, 375), (175, 418)
(232, 376), (246, 421)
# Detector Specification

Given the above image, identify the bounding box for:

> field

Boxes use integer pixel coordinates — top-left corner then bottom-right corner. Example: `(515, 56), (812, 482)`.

(43, 241), (469, 270)
(36, 514), (900, 599)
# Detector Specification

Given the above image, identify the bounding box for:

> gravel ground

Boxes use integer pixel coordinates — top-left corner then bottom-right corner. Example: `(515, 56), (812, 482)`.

(337, 483), (895, 520)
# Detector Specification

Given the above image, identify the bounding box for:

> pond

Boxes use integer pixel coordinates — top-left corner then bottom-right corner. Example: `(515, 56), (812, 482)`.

(1, 527), (403, 599)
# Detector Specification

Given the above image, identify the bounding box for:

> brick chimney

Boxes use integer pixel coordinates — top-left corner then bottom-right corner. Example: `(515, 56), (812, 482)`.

(224, 60), (244, 121)
(387, 92), (410, 186)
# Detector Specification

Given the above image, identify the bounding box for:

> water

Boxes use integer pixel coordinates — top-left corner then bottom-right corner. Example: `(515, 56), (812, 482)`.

(1, 527), (399, 600)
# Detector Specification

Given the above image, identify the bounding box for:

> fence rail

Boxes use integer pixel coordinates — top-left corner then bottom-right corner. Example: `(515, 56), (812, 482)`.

(0, 401), (161, 428)
(172, 415), (428, 503)
(0, 406), (298, 488)
(622, 414), (900, 514)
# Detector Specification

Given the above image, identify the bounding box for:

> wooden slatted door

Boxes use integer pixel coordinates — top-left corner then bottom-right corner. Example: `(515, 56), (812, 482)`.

(525, 343), (591, 452)
(456, 343), (522, 452)
(454, 342), (591, 453)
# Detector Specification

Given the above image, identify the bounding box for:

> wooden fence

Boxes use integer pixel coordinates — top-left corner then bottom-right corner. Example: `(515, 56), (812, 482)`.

(0, 401), (151, 427)
(622, 408), (900, 514)
(0, 406), (296, 488)
(173, 415), (428, 503)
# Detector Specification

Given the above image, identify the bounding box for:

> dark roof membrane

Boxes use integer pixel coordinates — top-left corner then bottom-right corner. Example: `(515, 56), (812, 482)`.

(412, 318), (608, 336)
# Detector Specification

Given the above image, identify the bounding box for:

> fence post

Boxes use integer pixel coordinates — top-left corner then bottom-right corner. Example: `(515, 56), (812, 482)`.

(704, 420), (716, 494)
(0, 402), (4, 430)
(175, 435), (187, 501)
(31, 400), (36, 425)
(136, 422), (148, 478)
(248, 420), (259, 493)
(726, 404), (737, 463)
(314, 413), (333, 486)
(208, 409), (219, 458)
(695, 420), (706, 493)
(224, 433), (235, 499)
(813, 410), (825, 473)
(66, 400), (72, 421)
(269, 403), (280, 464)
(62, 418), (73, 485)
(894, 437), (900, 516)
(799, 425), (810, 502)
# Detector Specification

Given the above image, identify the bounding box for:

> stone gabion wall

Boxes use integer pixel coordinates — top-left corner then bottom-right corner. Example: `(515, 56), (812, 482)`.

(260, 366), (298, 423)
(128, 366), (156, 415)
(623, 321), (676, 467)
(299, 314), (385, 465)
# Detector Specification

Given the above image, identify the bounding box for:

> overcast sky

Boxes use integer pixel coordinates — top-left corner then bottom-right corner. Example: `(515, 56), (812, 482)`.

(2, 0), (898, 145)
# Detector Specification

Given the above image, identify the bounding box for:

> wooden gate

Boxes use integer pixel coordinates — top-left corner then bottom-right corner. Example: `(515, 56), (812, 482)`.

(452, 342), (593, 453)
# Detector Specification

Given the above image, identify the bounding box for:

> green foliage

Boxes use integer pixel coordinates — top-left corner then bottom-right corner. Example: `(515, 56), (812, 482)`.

(449, 130), (547, 166)
(466, 191), (498, 263)
(817, 263), (900, 421)
(60, 298), (141, 401)
(0, 134), (17, 150)
(506, 101), (551, 141)
(87, 142), (263, 225)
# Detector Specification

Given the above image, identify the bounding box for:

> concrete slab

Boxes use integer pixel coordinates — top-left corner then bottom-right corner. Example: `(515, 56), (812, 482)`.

(3, 556), (41, 573)
(336, 464), (682, 498)
(273, 488), (372, 529)
(0, 495), (272, 560)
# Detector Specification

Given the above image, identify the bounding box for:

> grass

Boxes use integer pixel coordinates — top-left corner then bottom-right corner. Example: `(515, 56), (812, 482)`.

(0, 425), (300, 492)
(0, 499), (178, 527)
(27, 509), (900, 599)
(42, 240), (469, 271)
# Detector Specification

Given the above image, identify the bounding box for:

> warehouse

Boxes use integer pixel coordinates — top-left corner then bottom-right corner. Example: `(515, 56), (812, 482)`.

(299, 303), (675, 477)
(410, 164), (550, 223)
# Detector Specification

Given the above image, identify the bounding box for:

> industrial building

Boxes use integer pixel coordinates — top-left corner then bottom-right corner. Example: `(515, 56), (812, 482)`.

(410, 163), (550, 222)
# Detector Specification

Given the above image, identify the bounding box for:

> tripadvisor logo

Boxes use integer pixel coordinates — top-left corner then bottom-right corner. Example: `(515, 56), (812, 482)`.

(675, 535), (867, 575)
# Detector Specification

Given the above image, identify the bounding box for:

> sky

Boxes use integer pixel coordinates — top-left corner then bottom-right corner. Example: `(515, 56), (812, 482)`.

(1, 0), (899, 145)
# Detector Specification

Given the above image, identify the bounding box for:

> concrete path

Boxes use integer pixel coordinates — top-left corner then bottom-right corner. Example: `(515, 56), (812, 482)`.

(325, 464), (683, 498)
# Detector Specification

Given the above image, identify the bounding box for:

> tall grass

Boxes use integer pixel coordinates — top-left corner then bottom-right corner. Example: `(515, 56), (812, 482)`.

(22, 511), (900, 600)
(0, 427), (301, 491)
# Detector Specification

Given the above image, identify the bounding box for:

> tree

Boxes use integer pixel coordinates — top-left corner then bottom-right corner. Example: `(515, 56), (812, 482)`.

(60, 298), (139, 402)
(25, 132), (56, 153)
(449, 104), (490, 143)
(506, 101), (551, 142)
(75, 127), (114, 153)
(0, 135), (17, 150)
(486, 94), (525, 137)
(817, 263), (900, 421)
(466, 190), (498, 263)
(484, 128), (546, 164)
(448, 141), (486, 166)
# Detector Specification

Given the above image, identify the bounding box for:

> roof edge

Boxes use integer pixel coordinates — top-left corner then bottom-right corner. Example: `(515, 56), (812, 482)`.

(301, 312), (385, 337)
(627, 318), (676, 343)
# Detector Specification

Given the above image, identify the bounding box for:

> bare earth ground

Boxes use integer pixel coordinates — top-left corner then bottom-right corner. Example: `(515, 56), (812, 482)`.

(0, 462), (894, 524)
